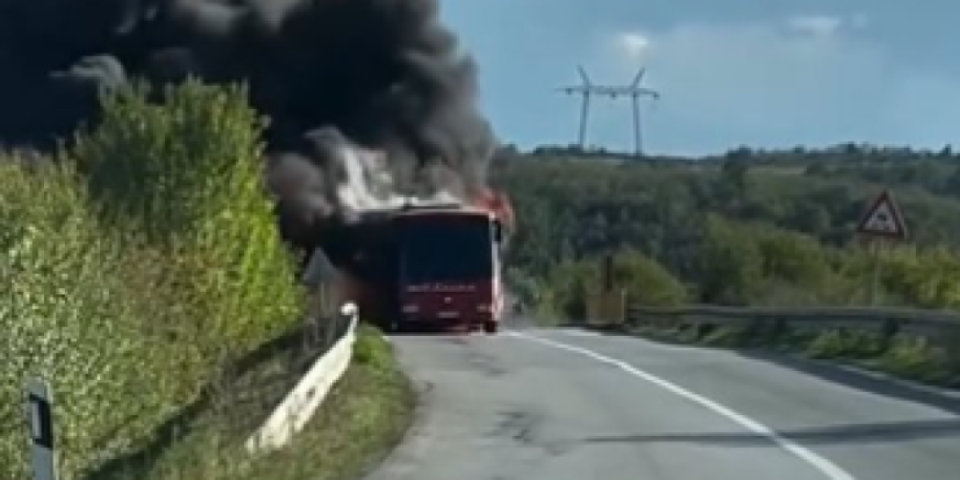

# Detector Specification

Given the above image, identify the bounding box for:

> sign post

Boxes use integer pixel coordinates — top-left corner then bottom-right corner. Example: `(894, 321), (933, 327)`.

(26, 377), (57, 480)
(599, 254), (615, 326)
(592, 254), (626, 326)
(602, 254), (614, 293)
(855, 190), (908, 306)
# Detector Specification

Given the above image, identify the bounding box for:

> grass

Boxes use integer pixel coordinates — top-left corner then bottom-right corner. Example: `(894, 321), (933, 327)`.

(89, 323), (414, 480)
(613, 321), (960, 389)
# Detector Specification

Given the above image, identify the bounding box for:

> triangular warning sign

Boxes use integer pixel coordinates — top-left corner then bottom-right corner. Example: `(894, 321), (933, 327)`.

(856, 190), (907, 239)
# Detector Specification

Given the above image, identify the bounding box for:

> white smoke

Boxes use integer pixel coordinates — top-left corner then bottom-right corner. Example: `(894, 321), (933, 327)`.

(266, 128), (469, 228)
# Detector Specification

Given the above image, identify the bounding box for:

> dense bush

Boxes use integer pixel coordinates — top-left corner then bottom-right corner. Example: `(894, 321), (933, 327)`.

(0, 81), (302, 479)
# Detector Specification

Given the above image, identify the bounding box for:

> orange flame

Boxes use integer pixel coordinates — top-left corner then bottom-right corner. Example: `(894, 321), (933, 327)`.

(472, 187), (516, 234)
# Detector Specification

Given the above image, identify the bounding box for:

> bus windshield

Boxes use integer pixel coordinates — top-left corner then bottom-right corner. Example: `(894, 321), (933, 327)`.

(398, 215), (494, 284)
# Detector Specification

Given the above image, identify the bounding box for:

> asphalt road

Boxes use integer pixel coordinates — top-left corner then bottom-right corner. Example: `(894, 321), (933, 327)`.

(365, 326), (960, 480)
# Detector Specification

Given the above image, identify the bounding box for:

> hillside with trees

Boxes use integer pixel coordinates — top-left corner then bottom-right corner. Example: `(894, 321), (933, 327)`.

(491, 145), (960, 319)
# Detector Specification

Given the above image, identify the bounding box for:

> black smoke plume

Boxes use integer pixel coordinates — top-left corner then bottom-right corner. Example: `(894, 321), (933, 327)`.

(0, 0), (500, 265)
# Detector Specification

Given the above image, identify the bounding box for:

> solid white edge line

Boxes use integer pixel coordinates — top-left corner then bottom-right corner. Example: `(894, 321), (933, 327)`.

(505, 330), (857, 480)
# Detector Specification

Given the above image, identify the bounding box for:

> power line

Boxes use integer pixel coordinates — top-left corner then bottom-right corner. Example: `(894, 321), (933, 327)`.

(557, 65), (660, 156)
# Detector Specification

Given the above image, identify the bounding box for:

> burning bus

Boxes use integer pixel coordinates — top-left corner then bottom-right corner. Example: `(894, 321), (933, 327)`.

(393, 203), (506, 333)
(270, 137), (516, 334)
(328, 199), (508, 334)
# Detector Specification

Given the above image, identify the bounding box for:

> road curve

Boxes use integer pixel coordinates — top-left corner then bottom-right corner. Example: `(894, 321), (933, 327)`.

(365, 327), (960, 480)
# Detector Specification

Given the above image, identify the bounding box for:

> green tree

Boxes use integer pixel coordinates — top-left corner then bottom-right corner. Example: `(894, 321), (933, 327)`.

(695, 217), (765, 305)
(613, 249), (688, 306)
(72, 81), (302, 357)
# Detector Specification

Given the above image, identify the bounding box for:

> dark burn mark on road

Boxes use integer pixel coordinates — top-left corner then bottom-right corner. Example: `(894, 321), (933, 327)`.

(464, 348), (507, 377)
(435, 335), (507, 376)
(439, 336), (470, 346)
(487, 409), (569, 456)
(493, 411), (534, 443)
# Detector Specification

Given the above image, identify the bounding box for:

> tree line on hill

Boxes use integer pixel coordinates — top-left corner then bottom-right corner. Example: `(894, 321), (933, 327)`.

(490, 145), (960, 320)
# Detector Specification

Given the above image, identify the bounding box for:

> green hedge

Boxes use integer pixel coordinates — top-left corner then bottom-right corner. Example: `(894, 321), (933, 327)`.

(0, 81), (303, 479)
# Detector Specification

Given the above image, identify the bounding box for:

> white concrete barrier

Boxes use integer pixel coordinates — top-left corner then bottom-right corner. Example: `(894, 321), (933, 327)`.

(245, 302), (360, 454)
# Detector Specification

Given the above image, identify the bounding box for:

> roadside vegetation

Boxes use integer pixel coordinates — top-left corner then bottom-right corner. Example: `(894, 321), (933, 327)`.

(494, 145), (960, 386)
(0, 82), (411, 480)
(99, 325), (413, 480)
(627, 321), (960, 388)
(232, 327), (414, 480)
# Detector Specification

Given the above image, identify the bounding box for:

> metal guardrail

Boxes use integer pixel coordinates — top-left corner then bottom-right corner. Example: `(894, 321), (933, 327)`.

(626, 305), (960, 345)
(246, 303), (359, 454)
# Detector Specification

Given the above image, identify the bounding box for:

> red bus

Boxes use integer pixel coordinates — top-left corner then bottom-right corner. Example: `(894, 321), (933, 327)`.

(392, 204), (505, 333)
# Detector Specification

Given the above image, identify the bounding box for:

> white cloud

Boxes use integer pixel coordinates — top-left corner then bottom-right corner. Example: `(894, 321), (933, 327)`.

(596, 16), (960, 152)
(786, 14), (867, 37)
(849, 13), (869, 29)
(616, 32), (650, 58)
(786, 15), (843, 37)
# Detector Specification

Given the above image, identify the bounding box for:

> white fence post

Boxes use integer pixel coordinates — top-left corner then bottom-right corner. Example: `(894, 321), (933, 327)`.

(26, 377), (58, 480)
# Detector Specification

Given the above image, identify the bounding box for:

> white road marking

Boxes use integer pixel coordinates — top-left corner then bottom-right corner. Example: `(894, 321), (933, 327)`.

(506, 330), (857, 480)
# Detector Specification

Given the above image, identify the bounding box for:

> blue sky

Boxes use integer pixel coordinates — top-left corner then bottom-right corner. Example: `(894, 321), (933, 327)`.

(441, 0), (960, 156)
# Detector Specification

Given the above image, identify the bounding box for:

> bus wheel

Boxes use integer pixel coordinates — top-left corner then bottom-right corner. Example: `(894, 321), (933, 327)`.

(483, 320), (499, 334)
